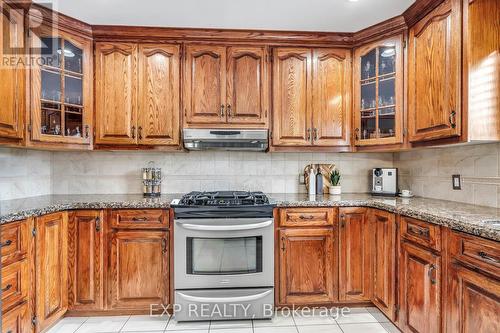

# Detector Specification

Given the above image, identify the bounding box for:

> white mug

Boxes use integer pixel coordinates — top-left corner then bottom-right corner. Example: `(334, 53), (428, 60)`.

(401, 189), (413, 197)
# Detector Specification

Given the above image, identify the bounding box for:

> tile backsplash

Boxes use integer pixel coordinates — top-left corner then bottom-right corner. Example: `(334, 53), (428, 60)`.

(394, 143), (500, 208)
(0, 148), (52, 200)
(1, 143), (499, 208)
(51, 151), (393, 195)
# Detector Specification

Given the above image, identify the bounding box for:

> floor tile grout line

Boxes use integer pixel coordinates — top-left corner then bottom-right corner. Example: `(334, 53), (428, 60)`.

(118, 315), (132, 332)
(72, 317), (89, 333)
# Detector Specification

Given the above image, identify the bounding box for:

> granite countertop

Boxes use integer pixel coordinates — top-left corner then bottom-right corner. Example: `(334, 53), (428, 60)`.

(1, 193), (499, 242)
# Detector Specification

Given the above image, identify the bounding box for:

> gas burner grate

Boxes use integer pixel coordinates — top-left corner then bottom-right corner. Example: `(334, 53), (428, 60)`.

(179, 191), (269, 206)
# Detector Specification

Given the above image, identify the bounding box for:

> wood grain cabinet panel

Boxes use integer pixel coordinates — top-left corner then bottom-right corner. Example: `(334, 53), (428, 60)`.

(226, 46), (268, 126)
(447, 262), (500, 333)
(138, 44), (180, 145)
(399, 241), (441, 333)
(1, 302), (30, 333)
(109, 230), (169, 310)
(311, 48), (351, 146)
(1, 260), (30, 313)
(35, 212), (68, 333)
(184, 45), (227, 125)
(279, 207), (336, 228)
(95, 42), (137, 145)
(0, 5), (24, 141)
(370, 209), (396, 321)
(408, 0), (462, 142)
(278, 228), (335, 305)
(1, 219), (30, 266)
(338, 207), (372, 301)
(68, 211), (104, 312)
(272, 48), (312, 146)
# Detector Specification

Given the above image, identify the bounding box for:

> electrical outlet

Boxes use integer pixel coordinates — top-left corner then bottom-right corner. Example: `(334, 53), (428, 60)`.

(452, 174), (461, 190)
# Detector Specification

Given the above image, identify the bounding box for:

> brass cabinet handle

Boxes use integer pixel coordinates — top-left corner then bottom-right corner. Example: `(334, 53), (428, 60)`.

(220, 104), (225, 117)
(2, 284), (12, 292)
(85, 125), (90, 138)
(95, 217), (101, 232)
(408, 225), (430, 238)
(227, 104), (232, 117)
(0, 240), (12, 248)
(313, 128), (318, 141)
(428, 264), (437, 284)
(355, 128), (360, 141)
(281, 237), (286, 251)
(478, 251), (499, 264)
(138, 126), (143, 140)
(132, 217), (148, 222)
(299, 214), (314, 220)
(307, 128), (312, 141)
(449, 111), (457, 129)
(162, 238), (167, 254)
(131, 126), (136, 139)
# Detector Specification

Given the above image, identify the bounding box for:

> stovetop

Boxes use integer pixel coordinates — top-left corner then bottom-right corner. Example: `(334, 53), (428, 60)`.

(177, 191), (270, 207)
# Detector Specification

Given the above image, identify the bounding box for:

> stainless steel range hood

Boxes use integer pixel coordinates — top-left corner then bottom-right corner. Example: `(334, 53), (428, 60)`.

(183, 129), (268, 151)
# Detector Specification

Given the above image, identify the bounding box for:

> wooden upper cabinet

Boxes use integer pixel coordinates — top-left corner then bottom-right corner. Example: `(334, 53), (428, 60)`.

(29, 26), (93, 147)
(399, 241), (441, 333)
(408, 0), (461, 142)
(370, 209), (396, 321)
(138, 44), (180, 145)
(95, 42), (137, 145)
(278, 228), (336, 305)
(226, 46), (268, 126)
(35, 212), (68, 333)
(338, 207), (372, 301)
(68, 211), (104, 312)
(354, 35), (404, 146)
(312, 49), (351, 146)
(272, 48), (312, 146)
(184, 45), (226, 125)
(0, 5), (25, 141)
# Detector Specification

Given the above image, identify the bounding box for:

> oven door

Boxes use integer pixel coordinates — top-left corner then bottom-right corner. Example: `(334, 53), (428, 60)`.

(174, 218), (274, 290)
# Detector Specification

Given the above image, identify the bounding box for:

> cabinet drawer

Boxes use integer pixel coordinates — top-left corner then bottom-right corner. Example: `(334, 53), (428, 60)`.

(400, 216), (441, 251)
(2, 302), (30, 333)
(449, 231), (500, 277)
(279, 208), (336, 227)
(1, 260), (29, 312)
(111, 210), (169, 229)
(1, 220), (29, 265)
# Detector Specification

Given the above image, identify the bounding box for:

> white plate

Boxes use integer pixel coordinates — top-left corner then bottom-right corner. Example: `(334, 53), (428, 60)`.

(398, 193), (414, 198)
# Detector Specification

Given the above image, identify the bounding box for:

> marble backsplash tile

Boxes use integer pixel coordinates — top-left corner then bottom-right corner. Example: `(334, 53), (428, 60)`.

(50, 150), (394, 195)
(394, 142), (500, 208)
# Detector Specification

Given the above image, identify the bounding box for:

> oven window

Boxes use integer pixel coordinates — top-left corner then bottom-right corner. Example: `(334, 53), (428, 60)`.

(186, 236), (263, 275)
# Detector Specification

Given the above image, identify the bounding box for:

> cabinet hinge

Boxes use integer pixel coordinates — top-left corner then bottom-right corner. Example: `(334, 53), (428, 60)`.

(32, 316), (37, 326)
(403, 128), (407, 137)
(27, 123), (32, 133)
(32, 227), (36, 237)
(269, 130), (273, 140)
(403, 40), (407, 48)
(394, 304), (400, 317)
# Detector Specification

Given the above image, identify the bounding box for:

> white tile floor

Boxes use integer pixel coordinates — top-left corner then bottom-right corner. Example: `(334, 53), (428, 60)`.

(46, 307), (401, 333)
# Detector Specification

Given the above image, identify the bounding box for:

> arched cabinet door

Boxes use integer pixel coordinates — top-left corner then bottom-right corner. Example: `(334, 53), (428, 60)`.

(95, 42), (137, 145)
(183, 45), (227, 125)
(312, 48), (351, 147)
(272, 48), (312, 146)
(353, 35), (404, 146)
(408, 0), (461, 142)
(137, 44), (180, 146)
(226, 46), (269, 126)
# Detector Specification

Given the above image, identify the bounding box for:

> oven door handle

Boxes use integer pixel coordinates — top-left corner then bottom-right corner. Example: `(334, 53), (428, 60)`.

(177, 289), (273, 303)
(178, 219), (273, 231)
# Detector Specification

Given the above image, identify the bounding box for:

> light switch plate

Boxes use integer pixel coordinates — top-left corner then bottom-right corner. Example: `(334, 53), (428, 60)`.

(452, 174), (461, 190)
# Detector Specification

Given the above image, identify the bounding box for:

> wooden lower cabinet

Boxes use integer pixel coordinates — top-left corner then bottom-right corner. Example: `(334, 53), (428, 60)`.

(2, 302), (31, 333)
(446, 262), (500, 333)
(370, 209), (396, 321)
(338, 207), (372, 301)
(278, 228), (336, 305)
(35, 212), (68, 332)
(399, 241), (441, 333)
(108, 230), (169, 310)
(68, 211), (104, 312)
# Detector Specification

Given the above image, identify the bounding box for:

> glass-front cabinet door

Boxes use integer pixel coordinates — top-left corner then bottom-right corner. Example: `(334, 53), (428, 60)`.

(30, 28), (92, 146)
(354, 35), (403, 146)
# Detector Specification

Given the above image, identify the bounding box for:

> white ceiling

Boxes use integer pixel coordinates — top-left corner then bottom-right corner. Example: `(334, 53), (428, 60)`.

(35, 0), (415, 33)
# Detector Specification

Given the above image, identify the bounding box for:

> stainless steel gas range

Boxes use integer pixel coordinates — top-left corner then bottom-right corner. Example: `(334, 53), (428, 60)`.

(171, 191), (275, 322)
